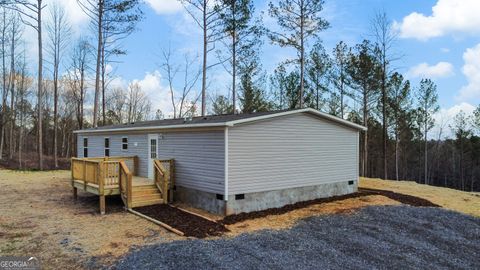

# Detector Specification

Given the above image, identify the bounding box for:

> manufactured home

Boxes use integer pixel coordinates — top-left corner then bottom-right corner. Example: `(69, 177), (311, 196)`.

(73, 108), (366, 215)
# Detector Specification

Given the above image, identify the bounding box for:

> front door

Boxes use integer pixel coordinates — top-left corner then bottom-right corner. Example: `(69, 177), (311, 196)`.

(148, 134), (158, 179)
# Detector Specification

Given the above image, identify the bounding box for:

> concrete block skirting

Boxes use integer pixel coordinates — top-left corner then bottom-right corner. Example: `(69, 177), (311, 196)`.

(174, 186), (226, 215)
(174, 180), (357, 216)
(226, 181), (357, 215)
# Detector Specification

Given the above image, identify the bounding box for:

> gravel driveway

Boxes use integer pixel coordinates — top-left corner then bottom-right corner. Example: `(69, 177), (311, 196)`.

(113, 206), (480, 270)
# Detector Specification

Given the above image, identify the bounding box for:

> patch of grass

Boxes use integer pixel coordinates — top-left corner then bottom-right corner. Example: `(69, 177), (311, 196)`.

(360, 177), (480, 217)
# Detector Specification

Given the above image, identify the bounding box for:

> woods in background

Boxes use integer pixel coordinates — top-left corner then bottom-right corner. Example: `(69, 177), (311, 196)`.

(0, 0), (478, 192)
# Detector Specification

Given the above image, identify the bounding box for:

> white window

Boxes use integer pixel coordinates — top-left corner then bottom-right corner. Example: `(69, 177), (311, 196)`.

(122, 137), (128, 150)
(104, 137), (110, 157)
(83, 137), (88, 157)
(150, 138), (157, 159)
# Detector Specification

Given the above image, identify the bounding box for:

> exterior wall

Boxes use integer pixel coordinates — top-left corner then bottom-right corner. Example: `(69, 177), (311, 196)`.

(77, 129), (226, 195)
(226, 180), (357, 215)
(157, 130), (225, 194)
(77, 133), (149, 177)
(227, 112), (359, 196)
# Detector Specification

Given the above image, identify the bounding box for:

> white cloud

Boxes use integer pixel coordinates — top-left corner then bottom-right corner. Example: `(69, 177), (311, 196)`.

(394, 0), (480, 41)
(457, 44), (480, 102)
(440, 48), (450, 53)
(145, 0), (183, 15)
(407, 62), (454, 79)
(432, 102), (476, 138)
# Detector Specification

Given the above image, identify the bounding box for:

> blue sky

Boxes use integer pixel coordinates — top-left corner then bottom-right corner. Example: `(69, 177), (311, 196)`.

(39, 0), (480, 122)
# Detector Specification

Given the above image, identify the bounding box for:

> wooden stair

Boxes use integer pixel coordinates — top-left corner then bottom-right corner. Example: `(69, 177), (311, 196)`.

(131, 184), (164, 208)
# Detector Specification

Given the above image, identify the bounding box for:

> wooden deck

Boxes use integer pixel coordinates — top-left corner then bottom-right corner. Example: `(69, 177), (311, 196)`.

(71, 156), (174, 214)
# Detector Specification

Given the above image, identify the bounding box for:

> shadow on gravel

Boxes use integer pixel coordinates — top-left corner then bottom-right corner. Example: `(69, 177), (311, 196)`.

(112, 206), (480, 270)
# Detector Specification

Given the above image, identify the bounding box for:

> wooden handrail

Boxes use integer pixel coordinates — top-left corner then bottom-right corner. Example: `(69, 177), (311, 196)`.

(153, 159), (174, 204)
(118, 161), (132, 209)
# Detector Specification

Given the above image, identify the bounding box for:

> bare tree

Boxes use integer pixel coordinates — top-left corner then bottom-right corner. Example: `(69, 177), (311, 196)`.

(180, 0), (224, 116)
(159, 47), (201, 118)
(371, 11), (398, 180)
(68, 38), (90, 130)
(77, 0), (142, 127)
(46, 3), (71, 168)
(7, 12), (21, 159)
(0, 8), (10, 160)
(3, 0), (46, 169)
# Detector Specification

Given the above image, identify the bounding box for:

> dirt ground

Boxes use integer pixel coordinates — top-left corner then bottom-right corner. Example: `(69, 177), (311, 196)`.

(0, 170), (180, 269)
(360, 177), (480, 217)
(1, 169), (479, 269)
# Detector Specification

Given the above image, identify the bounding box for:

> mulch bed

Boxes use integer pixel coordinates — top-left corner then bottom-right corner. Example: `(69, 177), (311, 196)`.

(133, 204), (229, 238)
(359, 188), (441, 208)
(134, 188), (440, 238)
(220, 188), (440, 225)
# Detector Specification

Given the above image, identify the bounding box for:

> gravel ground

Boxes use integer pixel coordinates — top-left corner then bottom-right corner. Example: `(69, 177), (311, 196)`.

(113, 206), (480, 270)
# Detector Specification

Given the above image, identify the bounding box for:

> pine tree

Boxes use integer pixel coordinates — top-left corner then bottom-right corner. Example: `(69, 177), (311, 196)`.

(306, 41), (330, 111)
(331, 41), (350, 118)
(267, 0), (328, 108)
(218, 0), (256, 114)
(388, 72), (411, 180)
(415, 78), (439, 185)
(347, 40), (381, 177)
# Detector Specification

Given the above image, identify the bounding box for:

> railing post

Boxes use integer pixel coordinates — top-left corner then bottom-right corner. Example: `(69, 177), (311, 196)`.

(127, 172), (132, 209)
(169, 159), (175, 203)
(83, 160), (87, 191)
(98, 161), (106, 215)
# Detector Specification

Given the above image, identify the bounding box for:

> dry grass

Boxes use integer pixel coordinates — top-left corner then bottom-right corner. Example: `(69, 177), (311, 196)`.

(360, 177), (480, 217)
(0, 170), (180, 269)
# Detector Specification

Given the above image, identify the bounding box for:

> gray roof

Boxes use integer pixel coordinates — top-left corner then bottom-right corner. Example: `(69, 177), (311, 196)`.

(74, 108), (367, 134)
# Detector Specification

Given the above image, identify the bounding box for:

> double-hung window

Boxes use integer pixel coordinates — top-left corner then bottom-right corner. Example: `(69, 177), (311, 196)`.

(122, 137), (128, 151)
(83, 138), (88, 157)
(104, 138), (110, 157)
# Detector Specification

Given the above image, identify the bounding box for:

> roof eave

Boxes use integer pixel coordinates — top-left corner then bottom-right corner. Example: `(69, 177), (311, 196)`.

(226, 108), (367, 131)
(73, 122), (229, 134)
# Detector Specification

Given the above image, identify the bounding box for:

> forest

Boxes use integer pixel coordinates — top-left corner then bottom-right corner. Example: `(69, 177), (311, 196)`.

(0, 0), (479, 192)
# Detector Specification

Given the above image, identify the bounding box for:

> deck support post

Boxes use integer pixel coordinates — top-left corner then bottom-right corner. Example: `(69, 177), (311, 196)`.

(99, 195), (106, 215)
(73, 187), (77, 200)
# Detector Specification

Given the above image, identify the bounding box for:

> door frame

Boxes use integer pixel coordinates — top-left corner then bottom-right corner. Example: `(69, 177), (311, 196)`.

(147, 134), (158, 179)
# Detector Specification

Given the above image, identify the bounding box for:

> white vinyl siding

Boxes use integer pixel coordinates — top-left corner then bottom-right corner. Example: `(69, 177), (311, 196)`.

(156, 130), (225, 194)
(227, 113), (359, 195)
(77, 134), (149, 176)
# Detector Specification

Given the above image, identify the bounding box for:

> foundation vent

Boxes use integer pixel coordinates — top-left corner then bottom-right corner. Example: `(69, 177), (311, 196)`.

(235, 194), (245, 200)
(348, 180), (355, 185)
(216, 194), (224, 200)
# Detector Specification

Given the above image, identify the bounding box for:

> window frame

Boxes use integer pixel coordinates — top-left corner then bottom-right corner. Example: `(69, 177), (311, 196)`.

(104, 137), (110, 157)
(121, 137), (128, 151)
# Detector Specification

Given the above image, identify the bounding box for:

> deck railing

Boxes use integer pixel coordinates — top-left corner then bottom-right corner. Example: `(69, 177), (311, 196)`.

(154, 159), (175, 204)
(118, 161), (133, 209)
(71, 156), (138, 186)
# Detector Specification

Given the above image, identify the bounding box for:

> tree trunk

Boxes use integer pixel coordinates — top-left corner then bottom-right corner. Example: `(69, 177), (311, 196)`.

(9, 22), (16, 160)
(424, 127), (428, 185)
(0, 10), (7, 160)
(299, 0), (304, 108)
(232, 30), (236, 114)
(101, 38), (106, 125)
(53, 49), (58, 168)
(201, 0), (207, 117)
(381, 52), (387, 180)
(93, 0), (103, 127)
(38, 1), (44, 170)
